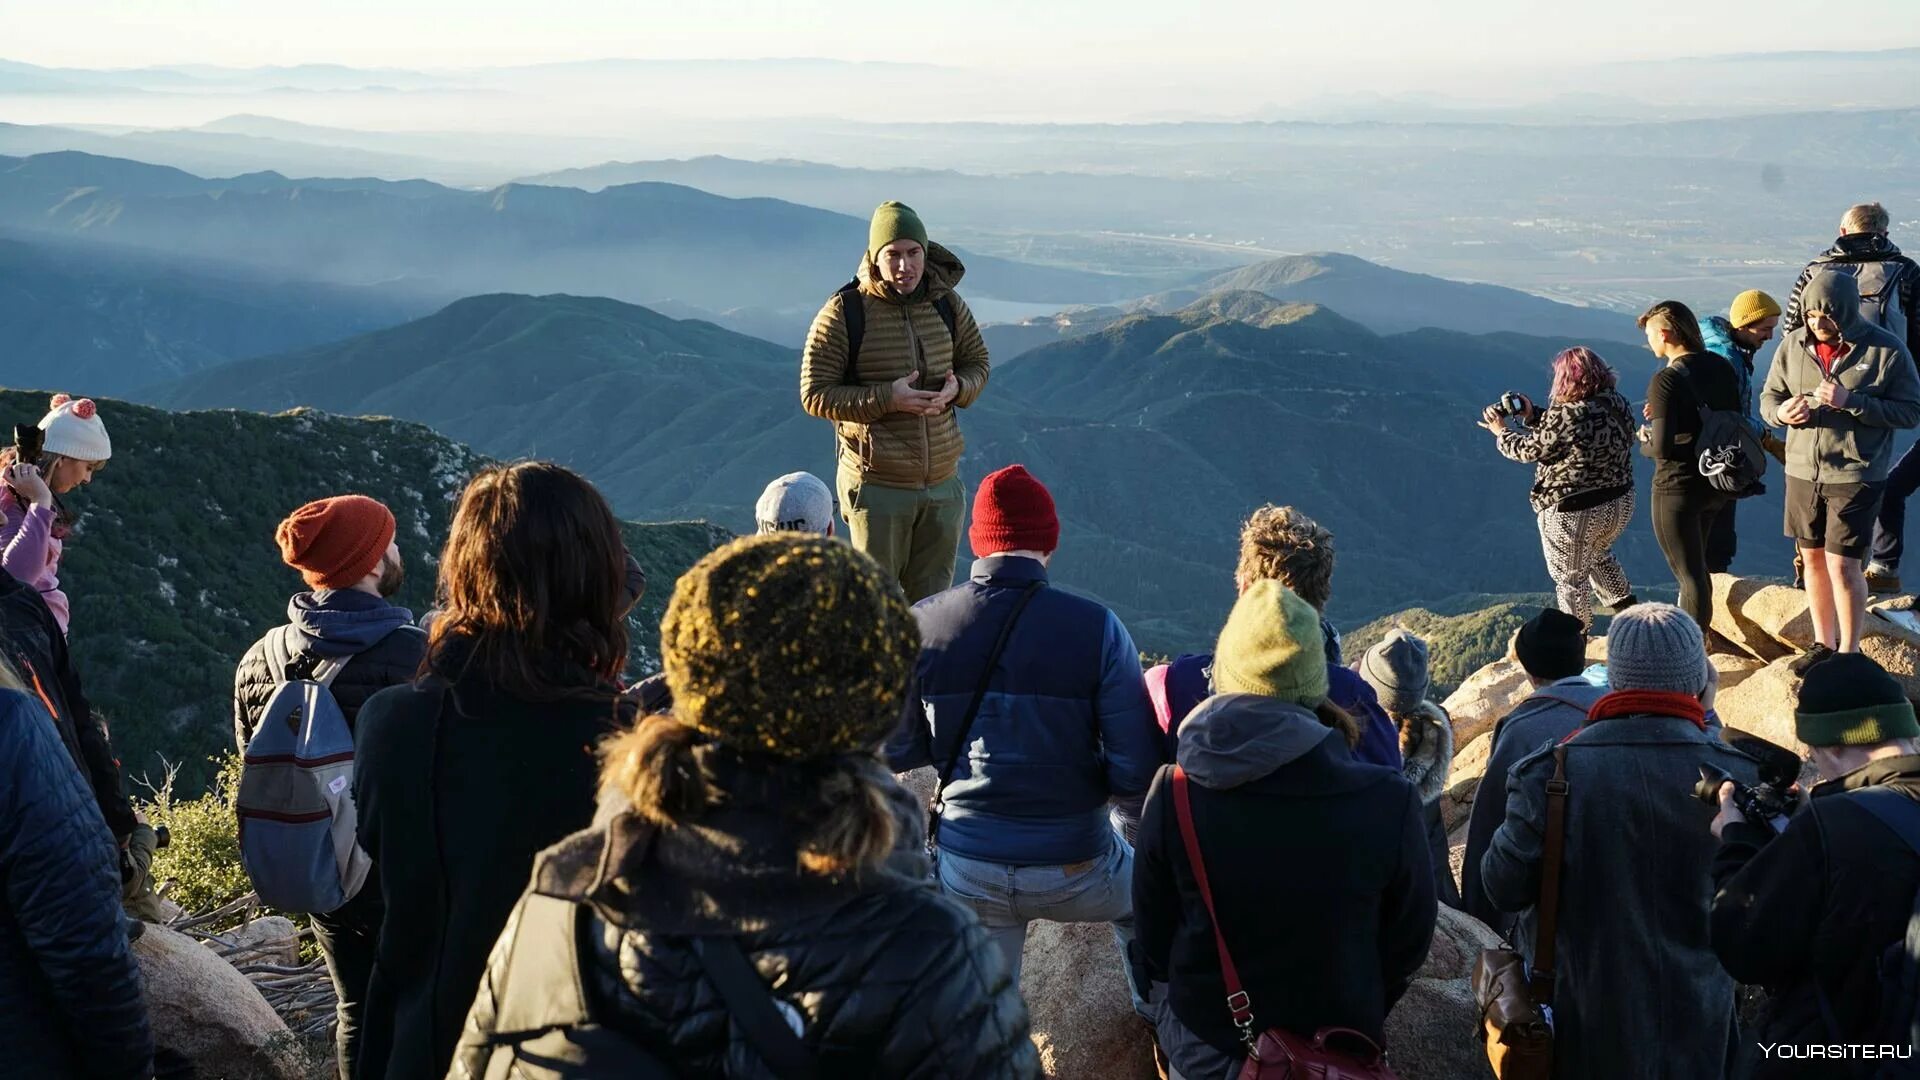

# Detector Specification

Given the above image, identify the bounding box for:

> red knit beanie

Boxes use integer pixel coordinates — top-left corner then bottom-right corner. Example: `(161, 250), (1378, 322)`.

(276, 495), (396, 590)
(969, 465), (1059, 557)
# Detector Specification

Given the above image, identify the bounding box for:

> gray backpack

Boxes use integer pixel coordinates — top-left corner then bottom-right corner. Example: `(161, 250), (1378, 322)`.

(235, 628), (372, 913)
(1842, 260), (1910, 342)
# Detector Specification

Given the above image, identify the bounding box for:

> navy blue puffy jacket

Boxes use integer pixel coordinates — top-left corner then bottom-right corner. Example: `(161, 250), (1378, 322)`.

(890, 556), (1163, 865)
(0, 688), (153, 1078)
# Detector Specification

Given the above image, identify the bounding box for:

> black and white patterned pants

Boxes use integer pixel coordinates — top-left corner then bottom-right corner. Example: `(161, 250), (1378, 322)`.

(1538, 490), (1635, 628)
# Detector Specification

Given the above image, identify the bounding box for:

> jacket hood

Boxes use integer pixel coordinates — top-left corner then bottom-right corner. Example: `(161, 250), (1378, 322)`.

(1178, 692), (1340, 789)
(1801, 269), (1871, 338)
(288, 589), (415, 659)
(856, 240), (966, 305)
(1829, 232), (1903, 261)
(1395, 700), (1455, 804)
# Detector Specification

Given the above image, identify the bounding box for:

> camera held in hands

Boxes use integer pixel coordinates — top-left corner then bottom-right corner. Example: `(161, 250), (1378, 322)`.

(1693, 732), (1804, 831)
(1491, 391), (1531, 419)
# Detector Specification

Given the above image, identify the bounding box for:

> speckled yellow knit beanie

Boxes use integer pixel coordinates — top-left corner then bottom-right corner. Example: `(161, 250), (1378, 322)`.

(661, 533), (919, 758)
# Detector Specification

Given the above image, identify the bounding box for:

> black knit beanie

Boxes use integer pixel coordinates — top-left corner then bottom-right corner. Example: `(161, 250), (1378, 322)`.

(1796, 653), (1920, 747)
(1515, 608), (1586, 682)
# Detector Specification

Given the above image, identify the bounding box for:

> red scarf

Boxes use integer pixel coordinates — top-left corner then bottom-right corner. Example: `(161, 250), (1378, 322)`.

(1565, 689), (1707, 741)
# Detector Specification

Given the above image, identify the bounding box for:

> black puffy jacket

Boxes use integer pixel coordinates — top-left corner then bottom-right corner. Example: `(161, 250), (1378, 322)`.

(449, 752), (1039, 1079)
(0, 570), (134, 841)
(0, 688), (153, 1078)
(233, 590), (427, 749)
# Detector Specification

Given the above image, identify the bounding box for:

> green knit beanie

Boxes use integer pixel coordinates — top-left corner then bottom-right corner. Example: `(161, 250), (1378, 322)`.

(868, 201), (929, 259)
(1795, 652), (1920, 747)
(1212, 579), (1330, 706)
(662, 533), (918, 759)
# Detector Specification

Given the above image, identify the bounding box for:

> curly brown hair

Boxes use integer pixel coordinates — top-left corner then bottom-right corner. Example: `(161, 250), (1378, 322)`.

(1235, 505), (1335, 612)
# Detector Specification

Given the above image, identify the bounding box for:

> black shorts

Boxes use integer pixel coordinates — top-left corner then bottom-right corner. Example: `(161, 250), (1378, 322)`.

(1784, 476), (1885, 559)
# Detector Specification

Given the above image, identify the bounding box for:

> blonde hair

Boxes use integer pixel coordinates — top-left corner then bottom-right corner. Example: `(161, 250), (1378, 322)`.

(1236, 505), (1335, 612)
(599, 715), (896, 877)
(1843, 202), (1891, 235)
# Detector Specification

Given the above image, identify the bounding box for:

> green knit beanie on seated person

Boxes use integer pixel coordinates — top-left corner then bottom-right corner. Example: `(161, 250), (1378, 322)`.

(1212, 579), (1330, 706)
(662, 533), (918, 759)
(868, 201), (929, 259)
(1795, 652), (1920, 747)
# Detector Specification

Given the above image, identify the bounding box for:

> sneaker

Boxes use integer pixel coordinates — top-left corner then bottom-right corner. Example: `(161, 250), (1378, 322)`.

(1866, 564), (1902, 595)
(1789, 643), (1836, 677)
(1595, 594), (1639, 616)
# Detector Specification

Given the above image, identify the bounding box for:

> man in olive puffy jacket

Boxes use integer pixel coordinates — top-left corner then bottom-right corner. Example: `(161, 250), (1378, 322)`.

(800, 201), (991, 601)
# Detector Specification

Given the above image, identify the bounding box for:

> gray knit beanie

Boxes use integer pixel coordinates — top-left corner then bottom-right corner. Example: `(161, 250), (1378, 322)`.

(1604, 603), (1707, 695)
(1361, 629), (1430, 714)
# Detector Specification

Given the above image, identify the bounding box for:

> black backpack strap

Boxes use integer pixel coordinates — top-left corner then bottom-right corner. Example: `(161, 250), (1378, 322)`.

(693, 936), (817, 1080)
(835, 281), (864, 383)
(928, 581), (1045, 846)
(933, 294), (959, 344)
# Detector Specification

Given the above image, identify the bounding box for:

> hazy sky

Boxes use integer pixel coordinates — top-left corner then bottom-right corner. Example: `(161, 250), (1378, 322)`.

(7, 0), (1919, 71)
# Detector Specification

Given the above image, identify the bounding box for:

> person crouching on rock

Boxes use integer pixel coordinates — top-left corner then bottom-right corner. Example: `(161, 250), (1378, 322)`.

(1133, 580), (1437, 1080)
(1480, 346), (1638, 629)
(449, 534), (1039, 1078)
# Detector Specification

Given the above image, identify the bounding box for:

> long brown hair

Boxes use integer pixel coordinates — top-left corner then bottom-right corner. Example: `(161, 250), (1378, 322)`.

(424, 462), (630, 700)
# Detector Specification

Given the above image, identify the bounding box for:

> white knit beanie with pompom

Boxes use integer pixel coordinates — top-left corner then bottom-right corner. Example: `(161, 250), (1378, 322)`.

(37, 394), (112, 462)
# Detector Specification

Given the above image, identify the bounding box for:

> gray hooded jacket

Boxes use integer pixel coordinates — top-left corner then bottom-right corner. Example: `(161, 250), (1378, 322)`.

(1760, 270), (1920, 484)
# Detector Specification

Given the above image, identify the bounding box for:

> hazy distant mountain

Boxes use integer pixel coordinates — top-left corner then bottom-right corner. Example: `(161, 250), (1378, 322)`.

(158, 287), (1793, 651)
(0, 120), (459, 185)
(0, 232), (426, 393)
(0, 151), (1148, 324)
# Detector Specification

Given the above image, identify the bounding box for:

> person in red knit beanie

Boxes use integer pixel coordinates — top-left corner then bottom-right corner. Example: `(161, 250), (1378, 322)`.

(968, 464), (1060, 558)
(276, 495), (399, 592)
(888, 462), (1162, 1008)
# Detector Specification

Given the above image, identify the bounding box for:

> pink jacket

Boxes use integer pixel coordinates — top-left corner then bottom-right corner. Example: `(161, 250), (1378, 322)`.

(0, 490), (67, 636)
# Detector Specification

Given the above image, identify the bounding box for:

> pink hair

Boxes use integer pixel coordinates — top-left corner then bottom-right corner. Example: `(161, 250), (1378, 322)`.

(1549, 346), (1617, 403)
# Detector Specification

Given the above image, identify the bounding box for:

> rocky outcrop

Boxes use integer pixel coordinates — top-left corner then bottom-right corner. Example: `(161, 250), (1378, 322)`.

(1440, 660), (1531, 748)
(1385, 906), (1500, 1080)
(1022, 920), (1157, 1079)
(135, 923), (296, 1079)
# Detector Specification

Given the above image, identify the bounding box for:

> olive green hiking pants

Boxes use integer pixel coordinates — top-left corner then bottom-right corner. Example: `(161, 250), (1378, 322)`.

(837, 463), (966, 602)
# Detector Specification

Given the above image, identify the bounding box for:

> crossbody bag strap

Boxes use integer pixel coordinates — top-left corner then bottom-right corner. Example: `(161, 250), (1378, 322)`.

(927, 580), (1045, 846)
(1172, 765), (1258, 1045)
(1530, 745), (1571, 1006)
(693, 936), (817, 1080)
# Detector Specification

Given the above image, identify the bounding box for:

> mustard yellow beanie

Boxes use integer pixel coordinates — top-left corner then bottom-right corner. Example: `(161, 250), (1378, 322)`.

(662, 533), (918, 758)
(1730, 290), (1782, 328)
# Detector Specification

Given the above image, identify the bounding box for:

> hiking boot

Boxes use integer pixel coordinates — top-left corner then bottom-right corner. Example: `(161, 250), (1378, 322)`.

(1866, 563), (1902, 596)
(1788, 643), (1837, 677)
(1595, 594), (1639, 616)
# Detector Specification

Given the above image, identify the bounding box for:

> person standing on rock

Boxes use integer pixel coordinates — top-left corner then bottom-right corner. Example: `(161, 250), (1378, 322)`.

(1640, 300), (1745, 636)
(1699, 290), (1785, 574)
(0, 653), (153, 1079)
(889, 464), (1162, 995)
(1458, 608), (1603, 933)
(1761, 270), (1920, 674)
(1481, 603), (1759, 1080)
(352, 463), (637, 1080)
(1358, 629), (1462, 910)
(1783, 204), (1920, 596)
(1145, 505), (1402, 770)
(1709, 654), (1920, 1075)
(232, 495), (425, 1080)
(1, 393), (112, 639)
(1481, 345), (1639, 629)
(800, 201), (991, 602)
(1133, 580), (1436, 1080)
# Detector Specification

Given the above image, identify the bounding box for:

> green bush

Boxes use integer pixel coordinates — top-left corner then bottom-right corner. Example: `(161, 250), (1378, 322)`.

(136, 752), (253, 924)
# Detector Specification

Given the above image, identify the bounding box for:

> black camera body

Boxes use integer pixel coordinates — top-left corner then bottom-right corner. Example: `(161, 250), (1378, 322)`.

(1492, 391), (1531, 418)
(1694, 732), (1804, 828)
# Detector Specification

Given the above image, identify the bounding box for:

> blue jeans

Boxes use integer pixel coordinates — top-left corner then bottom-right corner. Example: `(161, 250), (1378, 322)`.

(936, 834), (1138, 1005)
(1871, 441), (1920, 569)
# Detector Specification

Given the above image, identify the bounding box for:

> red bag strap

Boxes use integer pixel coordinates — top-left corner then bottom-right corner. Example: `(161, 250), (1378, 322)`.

(1171, 765), (1258, 1044)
